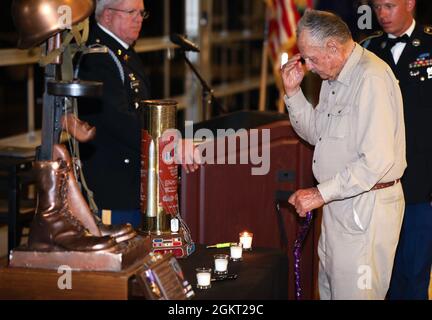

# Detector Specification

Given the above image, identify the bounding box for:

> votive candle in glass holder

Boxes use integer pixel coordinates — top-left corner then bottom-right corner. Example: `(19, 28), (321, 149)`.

(214, 254), (229, 275)
(230, 242), (243, 261)
(196, 267), (212, 289)
(239, 231), (253, 251)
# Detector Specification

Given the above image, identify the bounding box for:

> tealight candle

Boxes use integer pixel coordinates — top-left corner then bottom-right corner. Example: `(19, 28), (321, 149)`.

(239, 231), (253, 251)
(230, 242), (243, 261)
(214, 254), (229, 274)
(196, 267), (212, 289)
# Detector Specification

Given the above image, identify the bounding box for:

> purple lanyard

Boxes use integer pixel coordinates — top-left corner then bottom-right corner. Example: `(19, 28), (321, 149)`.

(294, 211), (313, 300)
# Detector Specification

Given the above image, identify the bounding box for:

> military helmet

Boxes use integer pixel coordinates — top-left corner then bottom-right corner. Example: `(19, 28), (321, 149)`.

(12, 0), (94, 49)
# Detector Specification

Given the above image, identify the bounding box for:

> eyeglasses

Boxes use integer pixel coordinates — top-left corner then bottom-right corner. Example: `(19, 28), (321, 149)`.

(108, 8), (150, 20)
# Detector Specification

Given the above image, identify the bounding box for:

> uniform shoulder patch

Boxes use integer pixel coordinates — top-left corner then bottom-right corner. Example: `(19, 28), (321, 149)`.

(359, 31), (384, 47)
(424, 26), (432, 35)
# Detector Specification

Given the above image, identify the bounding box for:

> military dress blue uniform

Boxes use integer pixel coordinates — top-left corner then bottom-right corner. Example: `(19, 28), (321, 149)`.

(77, 23), (151, 226)
(362, 24), (432, 299)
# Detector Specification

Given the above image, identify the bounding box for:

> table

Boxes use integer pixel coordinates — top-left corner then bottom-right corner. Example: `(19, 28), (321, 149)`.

(178, 244), (288, 300)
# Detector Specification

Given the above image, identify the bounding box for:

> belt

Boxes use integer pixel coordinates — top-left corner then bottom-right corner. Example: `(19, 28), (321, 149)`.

(371, 179), (400, 191)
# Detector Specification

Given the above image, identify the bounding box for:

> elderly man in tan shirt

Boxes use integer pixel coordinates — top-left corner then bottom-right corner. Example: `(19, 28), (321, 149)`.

(281, 10), (407, 299)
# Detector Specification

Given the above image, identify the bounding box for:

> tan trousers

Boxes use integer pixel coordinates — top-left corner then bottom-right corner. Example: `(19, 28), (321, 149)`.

(318, 183), (405, 300)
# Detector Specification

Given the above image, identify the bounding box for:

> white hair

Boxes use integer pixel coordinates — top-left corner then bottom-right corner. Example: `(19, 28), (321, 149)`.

(297, 9), (352, 46)
(95, 0), (125, 21)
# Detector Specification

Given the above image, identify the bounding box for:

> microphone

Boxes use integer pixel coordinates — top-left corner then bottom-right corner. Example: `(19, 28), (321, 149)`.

(170, 33), (200, 52)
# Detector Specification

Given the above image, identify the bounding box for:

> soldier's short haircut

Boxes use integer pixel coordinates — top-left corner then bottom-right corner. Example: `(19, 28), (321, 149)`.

(95, 0), (125, 20)
(297, 9), (352, 45)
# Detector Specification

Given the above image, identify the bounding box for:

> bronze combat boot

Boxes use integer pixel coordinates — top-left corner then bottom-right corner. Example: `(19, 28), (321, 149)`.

(53, 144), (136, 243)
(28, 160), (117, 252)
(61, 113), (96, 143)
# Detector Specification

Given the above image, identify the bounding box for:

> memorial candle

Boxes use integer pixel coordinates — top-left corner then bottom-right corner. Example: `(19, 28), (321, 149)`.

(214, 254), (229, 274)
(230, 243), (243, 261)
(196, 268), (212, 289)
(239, 231), (253, 250)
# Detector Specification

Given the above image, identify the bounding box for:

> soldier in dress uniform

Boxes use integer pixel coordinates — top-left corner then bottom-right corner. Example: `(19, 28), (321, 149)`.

(361, 0), (432, 299)
(78, 0), (198, 227)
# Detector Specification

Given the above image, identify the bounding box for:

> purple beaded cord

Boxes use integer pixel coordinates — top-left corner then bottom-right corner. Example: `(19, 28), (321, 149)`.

(294, 211), (313, 300)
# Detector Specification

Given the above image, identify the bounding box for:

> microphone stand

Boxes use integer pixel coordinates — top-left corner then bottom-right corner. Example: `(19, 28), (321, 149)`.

(179, 50), (226, 119)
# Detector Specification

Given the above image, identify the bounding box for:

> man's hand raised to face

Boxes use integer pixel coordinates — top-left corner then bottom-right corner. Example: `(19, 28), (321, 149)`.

(280, 54), (305, 98)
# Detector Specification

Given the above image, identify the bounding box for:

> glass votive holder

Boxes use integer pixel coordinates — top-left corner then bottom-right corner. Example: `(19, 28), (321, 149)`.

(214, 254), (229, 275)
(239, 231), (253, 251)
(230, 242), (243, 261)
(196, 267), (212, 289)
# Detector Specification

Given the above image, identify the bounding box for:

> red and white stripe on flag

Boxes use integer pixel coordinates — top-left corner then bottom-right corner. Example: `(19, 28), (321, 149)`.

(266, 0), (313, 67)
(267, 0), (300, 66)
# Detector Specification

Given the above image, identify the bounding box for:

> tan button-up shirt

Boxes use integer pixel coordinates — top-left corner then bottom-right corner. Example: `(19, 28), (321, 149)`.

(284, 43), (406, 203)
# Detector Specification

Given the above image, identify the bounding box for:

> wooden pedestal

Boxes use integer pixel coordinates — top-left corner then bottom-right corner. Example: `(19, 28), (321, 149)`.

(8, 235), (150, 272)
(0, 236), (153, 299)
(0, 261), (144, 300)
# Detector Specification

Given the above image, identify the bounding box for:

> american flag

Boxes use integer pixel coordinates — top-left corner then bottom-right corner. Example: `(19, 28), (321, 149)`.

(266, 0), (313, 67)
